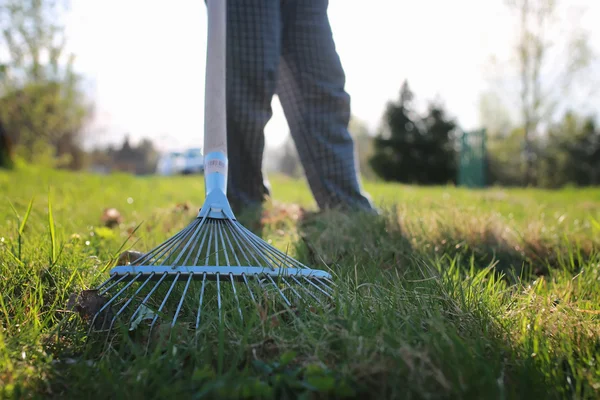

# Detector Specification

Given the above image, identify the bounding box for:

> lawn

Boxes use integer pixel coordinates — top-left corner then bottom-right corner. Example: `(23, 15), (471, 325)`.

(1, 165), (600, 399)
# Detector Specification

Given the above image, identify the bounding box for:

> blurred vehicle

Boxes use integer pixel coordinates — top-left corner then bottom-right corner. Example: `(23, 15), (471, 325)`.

(181, 147), (204, 174)
(156, 148), (204, 176)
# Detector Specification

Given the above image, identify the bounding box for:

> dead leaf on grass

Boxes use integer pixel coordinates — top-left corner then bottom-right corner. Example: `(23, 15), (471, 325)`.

(251, 337), (280, 360)
(174, 202), (191, 212)
(66, 289), (114, 329)
(117, 250), (146, 265)
(129, 304), (156, 331)
(101, 208), (123, 228)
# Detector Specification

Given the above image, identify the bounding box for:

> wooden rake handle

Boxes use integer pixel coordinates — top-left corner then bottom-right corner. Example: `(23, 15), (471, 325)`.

(203, 0), (228, 194)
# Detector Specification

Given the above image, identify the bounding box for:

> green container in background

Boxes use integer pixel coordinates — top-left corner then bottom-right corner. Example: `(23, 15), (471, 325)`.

(458, 129), (487, 188)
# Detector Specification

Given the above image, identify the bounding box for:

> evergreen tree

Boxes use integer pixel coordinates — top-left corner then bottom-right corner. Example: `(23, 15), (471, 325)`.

(561, 114), (600, 186)
(419, 102), (458, 184)
(369, 80), (458, 184)
(369, 80), (421, 183)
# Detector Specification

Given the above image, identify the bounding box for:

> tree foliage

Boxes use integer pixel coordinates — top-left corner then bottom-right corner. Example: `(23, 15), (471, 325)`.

(369, 81), (458, 185)
(273, 116), (376, 181)
(0, 0), (92, 169)
(483, 0), (595, 185)
(486, 110), (600, 188)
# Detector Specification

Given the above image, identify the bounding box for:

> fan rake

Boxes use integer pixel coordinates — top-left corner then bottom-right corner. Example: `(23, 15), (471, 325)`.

(83, 0), (335, 346)
(86, 207), (336, 342)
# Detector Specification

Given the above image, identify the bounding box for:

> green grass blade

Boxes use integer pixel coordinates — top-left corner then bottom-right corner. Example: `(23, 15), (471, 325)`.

(48, 193), (56, 265)
(591, 217), (600, 234)
(6, 198), (22, 260)
(17, 197), (35, 261)
(19, 197), (34, 236)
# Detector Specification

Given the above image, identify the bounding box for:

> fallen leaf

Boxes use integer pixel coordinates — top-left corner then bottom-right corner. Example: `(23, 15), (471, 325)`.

(101, 208), (123, 228)
(67, 289), (114, 329)
(118, 250), (146, 265)
(174, 202), (191, 212)
(129, 304), (156, 331)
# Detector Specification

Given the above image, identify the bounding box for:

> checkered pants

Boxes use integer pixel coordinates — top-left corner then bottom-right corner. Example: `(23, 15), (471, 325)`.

(224, 0), (375, 213)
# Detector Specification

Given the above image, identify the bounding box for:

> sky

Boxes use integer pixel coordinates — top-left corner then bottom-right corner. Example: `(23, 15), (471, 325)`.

(60, 0), (600, 153)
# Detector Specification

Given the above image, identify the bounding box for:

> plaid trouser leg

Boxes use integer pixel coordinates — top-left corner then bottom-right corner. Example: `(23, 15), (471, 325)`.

(277, 0), (375, 212)
(225, 0), (281, 212)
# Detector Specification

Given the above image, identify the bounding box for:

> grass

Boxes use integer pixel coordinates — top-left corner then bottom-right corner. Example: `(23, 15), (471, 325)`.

(1, 164), (600, 399)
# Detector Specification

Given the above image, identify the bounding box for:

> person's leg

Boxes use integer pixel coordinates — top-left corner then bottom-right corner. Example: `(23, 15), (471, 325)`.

(224, 0), (281, 214)
(276, 0), (375, 212)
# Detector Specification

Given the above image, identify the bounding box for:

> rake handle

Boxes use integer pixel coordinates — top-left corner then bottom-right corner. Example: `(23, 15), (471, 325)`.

(204, 0), (228, 195)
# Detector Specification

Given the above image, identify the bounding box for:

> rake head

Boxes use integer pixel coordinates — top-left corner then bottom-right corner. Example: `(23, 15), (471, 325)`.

(85, 193), (335, 345)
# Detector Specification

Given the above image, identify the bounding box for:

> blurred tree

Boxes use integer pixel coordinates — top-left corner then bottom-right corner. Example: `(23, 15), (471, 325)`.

(478, 91), (513, 139)
(348, 117), (376, 181)
(369, 80), (458, 185)
(0, 0), (92, 169)
(136, 138), (159, 175)
(566, 117), (600, 186)
(87, 135), (160, 175)
(420, 101), (459, 184)
(273, 115), (375, 180)
(0, 118), (13, 168)
(478, 91), (524, 186)
(486, 0), (595, 186)
(369, 81), (420, 183)
(486, 127), (529, 186)
(277, 134), (302, 179)
(538, 111), (599, 187)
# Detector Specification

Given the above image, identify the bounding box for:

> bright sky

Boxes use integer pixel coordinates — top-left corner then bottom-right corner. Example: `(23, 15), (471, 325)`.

(62, 0), (600, 152)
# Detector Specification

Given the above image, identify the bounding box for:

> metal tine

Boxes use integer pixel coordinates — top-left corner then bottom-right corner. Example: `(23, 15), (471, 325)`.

(233, 224), (285, 270)
(265, 274), (291, 307)
(127, 229), (187, 266)
(238, 230), (303, 277)
(242, 227), (334, 298)
(214, 222), (220, 267)
(171, 272), (194, 328)
(290, 275), (324, 305)
(105, 272), (156, 337)
(229, 273), (243, 321)
(98, 273), (131, 296)
(94, 275), (117, 292)
(302, 276), (333, 299)
(205, 221), (228, 268)
(223, 222), (259, 267)
(216, 273), (222, 321)
(194, 273), (208, 332)
(128, 272), (169, 327)
(147, 273), (182, 344)
(160, 220), (204, 265)
(225, 221), (267, 268)
(223, 224), (260, 309)
(191, 219), (212, 266)
(242, 273), (257, 304)
(281, 277), (303, 302)
(255, 272), (294, 310)
(237, 223), (308, 269)
(318, 277), (338, 288)
(227, 218), (278, 270)
(217, 222), (243, 321)
(169, 216), (208, 267)
(133, 221), (198, 266)
(218, 221), (231, 267)
(204, 222), (215, 266)
(253, 272), (268, 296)
(313, 277), (336, 293)
(221, 221), (241, 266)
(238, 227), (306, 271)
(225, 222), (271, 271)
